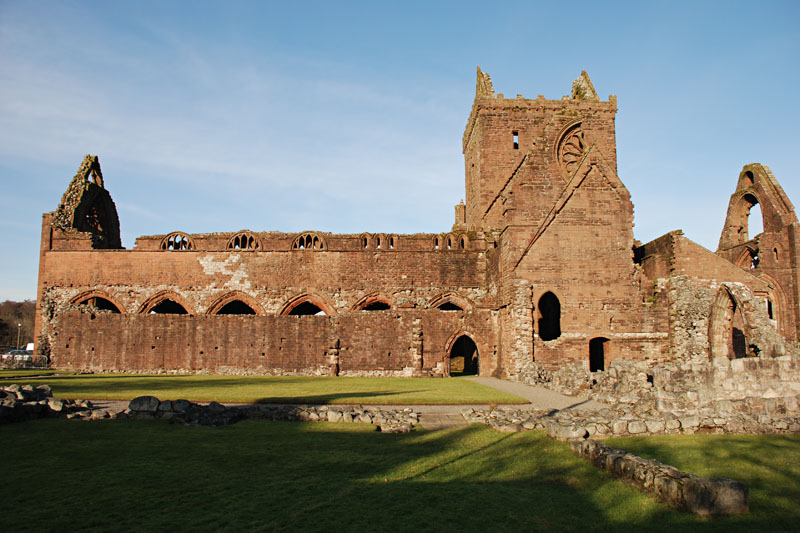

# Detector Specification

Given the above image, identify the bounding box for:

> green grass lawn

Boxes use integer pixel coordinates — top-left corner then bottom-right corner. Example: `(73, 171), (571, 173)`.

(0, 369), (69, 378)
(0, 420), (721, 532)
(605, 434), (800, 531)
(0, 374), (527, 404)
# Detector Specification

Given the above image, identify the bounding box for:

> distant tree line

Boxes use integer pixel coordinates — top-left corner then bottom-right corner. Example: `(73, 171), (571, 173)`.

(0, 300), (36, 349)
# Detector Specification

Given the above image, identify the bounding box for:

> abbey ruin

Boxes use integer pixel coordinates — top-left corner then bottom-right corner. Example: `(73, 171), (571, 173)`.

(33, 70), (800, 398)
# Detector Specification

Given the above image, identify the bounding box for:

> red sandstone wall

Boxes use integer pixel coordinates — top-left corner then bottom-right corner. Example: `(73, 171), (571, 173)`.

(52, 310), (497, 376)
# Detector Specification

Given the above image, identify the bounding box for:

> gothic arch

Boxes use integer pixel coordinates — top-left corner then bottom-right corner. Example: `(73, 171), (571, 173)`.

(205, 291), (264, 315)
(429, 292), (473, 311)
(708, 287), (750, 360)
(351, 293), (393, 311)
(718, 164), (799, 252)
(161, 232), (195, 251)
(138, 291), (195, 315)
(227, 231), (261, 250)
(279, 293), (334, 316)
(733, 245), (759, 270)
(537, 291), (562, 341)
(70, 291), (124, 314)
(757, 272), (789, 333)
(554, 120), (586, 177)
(444, 331), (480, 376)
(292, 232), (326, 250)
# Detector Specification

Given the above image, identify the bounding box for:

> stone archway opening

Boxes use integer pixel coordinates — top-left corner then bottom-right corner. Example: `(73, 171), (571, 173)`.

(537, 291), (561, 341)
(149, 299), (188, 314)
(449, 335), (479, 376)
(589, 337), (609, 372)
(76, 296), (121, 314)
(216, 300), (257, 315)
(288, 302), (326, 316)
(709, 288), (748, 360)
(363, 301), (390, 311)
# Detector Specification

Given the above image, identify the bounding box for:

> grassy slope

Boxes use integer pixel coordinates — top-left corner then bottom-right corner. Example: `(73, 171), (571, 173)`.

(0, 374), (527, 404)
(1, 420), (709, 532)
(606, 434), (800, 531)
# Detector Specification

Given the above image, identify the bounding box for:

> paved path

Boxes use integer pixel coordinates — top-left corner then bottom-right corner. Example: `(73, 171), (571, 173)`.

(467, 377), (607, 412)
(82, 378), (608, 431)
(414, 377), (607, 429)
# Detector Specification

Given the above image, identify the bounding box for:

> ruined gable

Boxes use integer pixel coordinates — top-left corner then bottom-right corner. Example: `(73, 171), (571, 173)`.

(51, 155), (121, 249)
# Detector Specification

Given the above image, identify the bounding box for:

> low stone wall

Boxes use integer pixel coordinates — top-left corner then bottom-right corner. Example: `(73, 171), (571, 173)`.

(570, 439), (748, 515)
(0, 384), (112, 423)
(125, 395), (419, 433)
(462, 404), (800, 439)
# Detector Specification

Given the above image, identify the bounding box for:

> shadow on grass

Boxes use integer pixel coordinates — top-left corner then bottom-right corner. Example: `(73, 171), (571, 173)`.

(253, 390), (425, 405)
(7, 374), (526, 404)
(606, 434), (800, 529)
(0, 420), (717, 532)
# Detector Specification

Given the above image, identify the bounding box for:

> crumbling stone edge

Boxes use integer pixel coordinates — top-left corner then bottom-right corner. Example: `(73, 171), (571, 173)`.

(125, 395), (419, 433)
(569, 438), (749, 516)
(0, 385), (418, 434)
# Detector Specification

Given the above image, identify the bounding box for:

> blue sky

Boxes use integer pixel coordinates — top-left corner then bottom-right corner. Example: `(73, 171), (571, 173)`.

(1, 0), (799, 301)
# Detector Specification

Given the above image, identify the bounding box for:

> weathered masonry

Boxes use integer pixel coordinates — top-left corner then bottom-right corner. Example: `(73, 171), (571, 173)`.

(34, 69), (800, 378)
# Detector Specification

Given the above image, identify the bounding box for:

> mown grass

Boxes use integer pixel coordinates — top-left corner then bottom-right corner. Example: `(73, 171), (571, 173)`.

(605, 433), (800, 531)
(1, 374), (527, 404)
(0, 369), (69, 378)
(0, 420), (726, 532)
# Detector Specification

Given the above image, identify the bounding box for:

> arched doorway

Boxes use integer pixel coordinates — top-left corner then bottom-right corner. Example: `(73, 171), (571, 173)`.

(449, 335), (479, 376)
(589, 337), (608, 372)
(537, 291), (561, 341)
(709, 288), (748, 359)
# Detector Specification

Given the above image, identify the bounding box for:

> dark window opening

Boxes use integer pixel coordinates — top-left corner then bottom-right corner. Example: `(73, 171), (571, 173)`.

(78, 297), (121, 314)
(513, 131), (519, 150)
(361, 236), (369, 249)
(149, 299), (188, 314)
(434, 237), (440, 250)
(537, 292), (561, 341)
(289, 302), (326, 316)
(446, 236), (453, 250)
(438, 302), (463, 311)
(389, 236), (395, 249)
(216, 300), (256, 315)
(750, 249), (759, 270)
(363, 301), (390, 311)
(449, 335), (479, 376)
(589, 337), (608, 372)
(732, 327), (747, 359)
(376, 236), (382, 249)
(459, 236), (466, 249)
(767, 299), (774, 320)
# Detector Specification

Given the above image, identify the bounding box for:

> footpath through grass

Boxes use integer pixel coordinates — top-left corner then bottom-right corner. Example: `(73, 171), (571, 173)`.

(606, 433), (800, 531)
(0, 419), (714, 532)
(1, 374), (527, 404)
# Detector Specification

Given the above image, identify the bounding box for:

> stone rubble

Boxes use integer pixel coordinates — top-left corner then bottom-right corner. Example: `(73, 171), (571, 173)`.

(570, 439), (749, 515)
(125, 396), (419, 433)
(461, 403), (800, 440)
(0, 384), (111, 423)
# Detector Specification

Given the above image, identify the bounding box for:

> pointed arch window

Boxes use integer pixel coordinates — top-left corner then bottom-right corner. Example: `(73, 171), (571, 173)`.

(292, 232), (326, 250)
(161, 232), (195, 250)
(227, 231), (261, 250)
